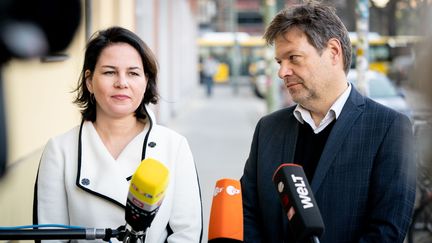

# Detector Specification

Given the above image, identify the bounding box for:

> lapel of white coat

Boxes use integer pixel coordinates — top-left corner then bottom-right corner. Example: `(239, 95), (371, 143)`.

(76, 121), (145, 208)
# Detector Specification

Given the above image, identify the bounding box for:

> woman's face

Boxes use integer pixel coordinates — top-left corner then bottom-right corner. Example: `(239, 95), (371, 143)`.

(86, 43), (147, 120)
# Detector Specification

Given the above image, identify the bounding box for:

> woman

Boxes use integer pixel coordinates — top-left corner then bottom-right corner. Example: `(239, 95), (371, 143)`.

(33, 26), (203, 243)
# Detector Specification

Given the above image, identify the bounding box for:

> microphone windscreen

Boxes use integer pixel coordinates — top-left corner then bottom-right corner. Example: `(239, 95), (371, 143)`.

(126, 158), (169, 232)
(0, 0), (80, 63)
(17, 0), (81, 52)
(272, 163), (324, 241)
(208, 178), (243, 242)
(5, 0), (81, 52)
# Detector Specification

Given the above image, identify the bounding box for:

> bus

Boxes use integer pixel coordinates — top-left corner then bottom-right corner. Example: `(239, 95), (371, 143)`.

(197, 32), (265, 84)
(349, 32), (393, 75)
(197, 31), (399, 86)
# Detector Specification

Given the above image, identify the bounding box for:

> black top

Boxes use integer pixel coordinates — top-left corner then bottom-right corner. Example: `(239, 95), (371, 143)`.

(294, 120), (336, 181)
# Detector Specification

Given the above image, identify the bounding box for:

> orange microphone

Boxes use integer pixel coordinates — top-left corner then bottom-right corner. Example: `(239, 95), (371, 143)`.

(208, 178), (243, 242)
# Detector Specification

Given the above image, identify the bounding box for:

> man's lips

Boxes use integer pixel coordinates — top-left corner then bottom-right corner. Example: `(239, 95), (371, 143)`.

(286, 82), (301, 88)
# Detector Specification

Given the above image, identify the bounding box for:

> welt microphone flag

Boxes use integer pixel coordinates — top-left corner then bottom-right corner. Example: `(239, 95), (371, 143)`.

(272, 163), (324, 242)
(208, 178), (243, 242)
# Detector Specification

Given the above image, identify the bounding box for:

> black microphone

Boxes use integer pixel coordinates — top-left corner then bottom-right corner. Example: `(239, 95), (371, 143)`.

(0, 0), (81, 178)
(0, 0), (81, 63)
(272, 163), (324, 243)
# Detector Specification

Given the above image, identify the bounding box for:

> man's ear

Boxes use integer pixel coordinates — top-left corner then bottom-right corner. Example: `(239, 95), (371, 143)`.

(327, 38), (343, 65)
(85, 70), (93, 93)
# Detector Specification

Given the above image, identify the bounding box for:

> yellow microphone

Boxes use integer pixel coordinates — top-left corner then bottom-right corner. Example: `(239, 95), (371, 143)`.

(125, 158), (169, 237)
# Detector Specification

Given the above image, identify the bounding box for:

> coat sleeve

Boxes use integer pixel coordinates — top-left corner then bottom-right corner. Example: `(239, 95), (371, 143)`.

(33, 138), (69, 243)
(166, 137), (203, 243)
(359, 114), (416, 243)
(240, 119), (264, 243)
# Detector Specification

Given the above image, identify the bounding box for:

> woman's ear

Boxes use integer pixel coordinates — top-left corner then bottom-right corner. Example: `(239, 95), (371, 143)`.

(85, 70), (93, 93)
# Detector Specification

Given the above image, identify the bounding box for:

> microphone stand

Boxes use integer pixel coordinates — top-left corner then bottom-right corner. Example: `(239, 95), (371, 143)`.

(0, 226), (125, 241)
(122, 224), (146, 243)
(310, 236), (320, 243)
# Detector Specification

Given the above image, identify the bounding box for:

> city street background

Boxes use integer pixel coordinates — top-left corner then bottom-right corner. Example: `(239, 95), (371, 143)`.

(1, 1), (432, 242)
(167, 83), (266, 241)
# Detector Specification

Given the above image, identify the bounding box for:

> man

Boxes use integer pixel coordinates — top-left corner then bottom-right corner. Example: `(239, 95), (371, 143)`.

(240, 2), (416, 242)
(202, 55), (218, 97)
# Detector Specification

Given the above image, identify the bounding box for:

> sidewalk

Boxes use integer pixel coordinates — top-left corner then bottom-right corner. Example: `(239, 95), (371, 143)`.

(166, 83), (266, 242)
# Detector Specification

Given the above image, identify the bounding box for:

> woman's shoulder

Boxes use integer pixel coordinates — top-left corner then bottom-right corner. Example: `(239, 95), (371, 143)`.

(47, 123), (81, 146)
(151, 124), (186, 141)
(41, 123), (81, 159)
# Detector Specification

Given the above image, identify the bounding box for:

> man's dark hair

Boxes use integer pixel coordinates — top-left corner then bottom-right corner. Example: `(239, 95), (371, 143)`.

(73, 26), (159, 121)
(264, 1), (352, 74)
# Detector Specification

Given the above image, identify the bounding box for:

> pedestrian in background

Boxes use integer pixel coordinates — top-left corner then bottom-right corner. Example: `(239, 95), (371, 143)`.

(202, 55), (218, 97)
(240, 1), (416, 242)
(33, 26), (202, 243)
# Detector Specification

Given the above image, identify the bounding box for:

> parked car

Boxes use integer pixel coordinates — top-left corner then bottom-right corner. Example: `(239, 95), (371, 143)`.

(248, 58), (267, 99)
(347, 69), (413, 120)
(388, 54), (414, 86)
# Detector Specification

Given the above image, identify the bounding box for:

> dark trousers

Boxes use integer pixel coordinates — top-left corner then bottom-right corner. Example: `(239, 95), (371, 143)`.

(204, 75), (213, 97)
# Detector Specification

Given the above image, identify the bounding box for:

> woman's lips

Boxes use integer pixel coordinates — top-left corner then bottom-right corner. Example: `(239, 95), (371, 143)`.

(112, 94), (130, 100)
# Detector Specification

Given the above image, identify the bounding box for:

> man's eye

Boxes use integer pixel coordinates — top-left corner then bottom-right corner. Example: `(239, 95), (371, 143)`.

(103, 71), (115, 75)
(289, 55), (300, 62)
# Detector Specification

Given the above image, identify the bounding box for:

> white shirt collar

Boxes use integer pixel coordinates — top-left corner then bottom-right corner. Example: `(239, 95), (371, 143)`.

(293, 83), (351, 134)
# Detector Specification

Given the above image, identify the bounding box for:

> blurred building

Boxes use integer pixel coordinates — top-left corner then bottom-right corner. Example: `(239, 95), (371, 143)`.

(197, 0), (268, 35)
(196, 0), (431, 37)
(196, 0), (359, 36)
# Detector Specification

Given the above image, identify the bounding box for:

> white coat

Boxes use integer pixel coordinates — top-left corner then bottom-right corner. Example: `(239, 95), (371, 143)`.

(34, 109), (203, 243)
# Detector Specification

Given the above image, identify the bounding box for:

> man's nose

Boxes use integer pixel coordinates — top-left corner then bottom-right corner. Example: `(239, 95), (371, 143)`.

(278, 63), (294, 79)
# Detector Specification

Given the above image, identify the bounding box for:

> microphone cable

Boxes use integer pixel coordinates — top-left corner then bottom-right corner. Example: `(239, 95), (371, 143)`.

(0, 224), (85, 230)
(0, 224), (121, 242)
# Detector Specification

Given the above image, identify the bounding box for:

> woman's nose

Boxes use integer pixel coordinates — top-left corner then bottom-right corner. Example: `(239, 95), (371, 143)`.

(114, 75), (128, 88)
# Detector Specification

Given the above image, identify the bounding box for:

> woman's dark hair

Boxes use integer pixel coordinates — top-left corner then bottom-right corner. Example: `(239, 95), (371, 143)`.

(73, 26), (158, 121)
(263, 1), (352, 74)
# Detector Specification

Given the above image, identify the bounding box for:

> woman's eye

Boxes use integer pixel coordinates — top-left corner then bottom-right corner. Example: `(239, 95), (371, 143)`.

(103, 71), (115, 75)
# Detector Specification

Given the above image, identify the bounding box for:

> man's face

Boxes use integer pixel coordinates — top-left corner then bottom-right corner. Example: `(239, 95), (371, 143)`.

(275, 28), (335, 107)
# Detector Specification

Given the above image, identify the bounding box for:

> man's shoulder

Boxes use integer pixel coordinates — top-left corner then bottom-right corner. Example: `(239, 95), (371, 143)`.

(362, 97), (407, 120)
(263, 106), (296, 121)
(347, 88), (407, 120)
(258, 106), (297, 128)
(348, 96), (413, 132)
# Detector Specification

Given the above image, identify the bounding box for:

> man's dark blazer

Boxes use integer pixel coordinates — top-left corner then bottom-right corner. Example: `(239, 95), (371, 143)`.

(241, 86), (416, 243)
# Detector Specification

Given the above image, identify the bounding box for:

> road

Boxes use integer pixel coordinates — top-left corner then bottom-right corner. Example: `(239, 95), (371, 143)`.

(166, 83), (266, 242)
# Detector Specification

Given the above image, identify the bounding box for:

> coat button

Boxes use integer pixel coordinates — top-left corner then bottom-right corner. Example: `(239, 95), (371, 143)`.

(148, 142), (156, 147)
(81, 178), (90, 186)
